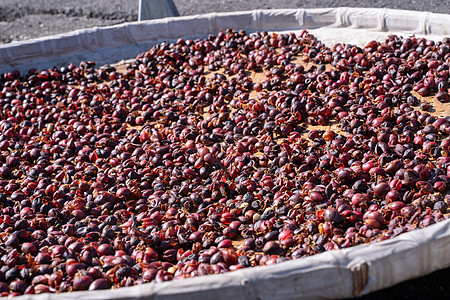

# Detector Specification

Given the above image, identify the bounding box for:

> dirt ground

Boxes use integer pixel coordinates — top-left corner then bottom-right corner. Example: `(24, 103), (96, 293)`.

(1, 1), (450, 299)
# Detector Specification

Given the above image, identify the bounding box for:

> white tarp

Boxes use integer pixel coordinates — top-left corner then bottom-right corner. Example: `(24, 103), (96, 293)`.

(1, 7), (450, 300)
(16, 219), (450, 300)
(1, 7), (450, 73)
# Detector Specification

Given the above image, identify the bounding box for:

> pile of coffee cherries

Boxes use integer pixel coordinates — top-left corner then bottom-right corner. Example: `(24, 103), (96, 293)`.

(0, 29), (448, 295)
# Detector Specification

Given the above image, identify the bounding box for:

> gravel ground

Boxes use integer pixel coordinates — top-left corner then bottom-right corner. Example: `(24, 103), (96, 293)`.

(1, 0), (450, 43)
(1, 0), (450, 299)
(0, 0), (138, 43)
